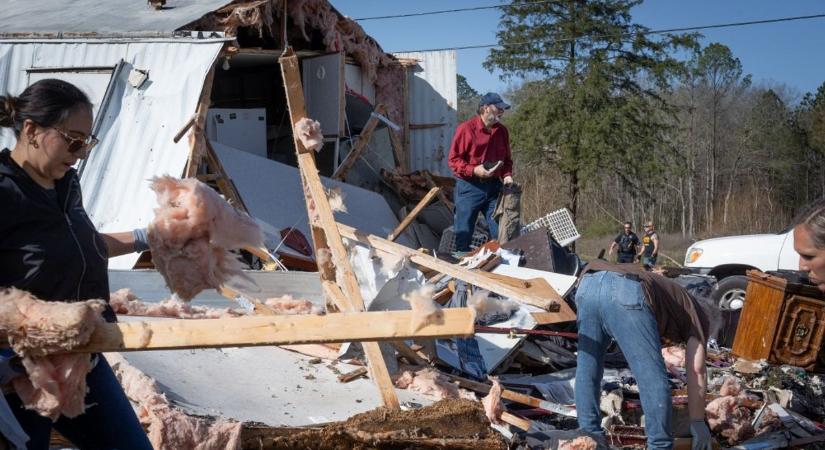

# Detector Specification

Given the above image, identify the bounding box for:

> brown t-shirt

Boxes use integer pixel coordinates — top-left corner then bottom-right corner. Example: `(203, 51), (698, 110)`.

(582, 260), (709, 346)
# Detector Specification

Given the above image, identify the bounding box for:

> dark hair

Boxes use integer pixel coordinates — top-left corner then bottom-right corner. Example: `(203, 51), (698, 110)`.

(624, 221), (632, 227)
(0, 79), (92, 138)
(792, 197), (825, 249)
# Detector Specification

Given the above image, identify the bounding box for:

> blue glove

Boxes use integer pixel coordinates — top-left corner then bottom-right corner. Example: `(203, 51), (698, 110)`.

(0, 349), (25, 385)
(132, 227), (150, 253)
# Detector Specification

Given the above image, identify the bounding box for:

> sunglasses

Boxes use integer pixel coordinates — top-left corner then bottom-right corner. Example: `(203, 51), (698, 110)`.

(51, 127), (99, 154)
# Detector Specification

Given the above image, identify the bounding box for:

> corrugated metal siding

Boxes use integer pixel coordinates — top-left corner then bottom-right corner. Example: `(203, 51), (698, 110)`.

(393, 50), (457, 176)
(0, 0), (233, 33)
(0, 39), (224, 269)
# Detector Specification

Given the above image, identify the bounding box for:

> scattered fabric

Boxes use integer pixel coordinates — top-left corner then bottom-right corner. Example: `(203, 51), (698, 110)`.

(110, 289), (246, 319)
(295, 117), (323, 152)
(147, 176), (263, 301)
(106, 353), (242, 450)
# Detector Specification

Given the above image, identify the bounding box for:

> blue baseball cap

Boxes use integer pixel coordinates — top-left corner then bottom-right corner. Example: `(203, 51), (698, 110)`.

(479, 92), (511, 110)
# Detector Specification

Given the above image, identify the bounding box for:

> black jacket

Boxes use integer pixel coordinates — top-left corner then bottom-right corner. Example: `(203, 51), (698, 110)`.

(0, 149), (115, 321)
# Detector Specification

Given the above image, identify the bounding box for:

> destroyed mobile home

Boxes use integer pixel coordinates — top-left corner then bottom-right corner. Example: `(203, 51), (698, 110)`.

(1, 1), (824, 449)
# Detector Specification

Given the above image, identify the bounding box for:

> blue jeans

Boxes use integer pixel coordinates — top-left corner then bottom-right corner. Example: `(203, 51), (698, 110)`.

(575, 271), (673, 450)
(5, 355), (152, 450)
(453, 178), (501, 252)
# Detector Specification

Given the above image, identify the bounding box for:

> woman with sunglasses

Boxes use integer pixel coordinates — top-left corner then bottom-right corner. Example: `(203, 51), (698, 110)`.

(0, 79), (152, 449)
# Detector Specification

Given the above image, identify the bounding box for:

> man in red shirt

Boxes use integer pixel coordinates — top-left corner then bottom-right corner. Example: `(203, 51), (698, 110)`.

(448, 92), (514, 255)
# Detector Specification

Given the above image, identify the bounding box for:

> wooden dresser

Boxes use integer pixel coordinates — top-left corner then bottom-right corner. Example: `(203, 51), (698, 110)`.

(732, 270), (825, 370)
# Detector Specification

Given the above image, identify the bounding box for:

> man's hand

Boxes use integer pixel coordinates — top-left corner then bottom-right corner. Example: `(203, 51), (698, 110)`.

(473, 164), (494, 179)
(503, 175), (514, 185)
(690, 420), (712, 450)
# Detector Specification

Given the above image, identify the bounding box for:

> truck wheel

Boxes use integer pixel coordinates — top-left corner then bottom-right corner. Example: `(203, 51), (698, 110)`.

(713, 275), (749, 310)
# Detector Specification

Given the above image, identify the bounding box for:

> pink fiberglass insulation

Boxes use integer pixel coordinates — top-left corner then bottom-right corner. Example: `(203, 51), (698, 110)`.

(327, 187), (347, 213)
(106, 353), (242, 450)
(148, 176), (263, 301)
(392, 367), (473, 401)
(558, 436), (599, 450)
(109, 288), (246, 319)
(481, 377), (504, 425)
(403, 286), (444, 332)
(295, 117), (323, 152)
(705, 377), (755, 445)
(0, 288), (109, 420)
(661, 346), (686, 380)
(0, 288), (106, 357)
(12, 354), (93, 420)
(263, 296), (323, 315)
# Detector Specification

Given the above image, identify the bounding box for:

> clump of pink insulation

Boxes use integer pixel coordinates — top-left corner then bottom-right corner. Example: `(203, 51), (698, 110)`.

(110, 288), (247, 319)
(106, 352), (242, 450)
(148, 176), (263, 301)
(481, 377), (504, 425)
(705, 377), (755, 445)
(295, 117), (323, 152)
(468, 291), (519, 323)
(0, 288), (108, 420)
(558, 436), (599, 450)
(264, 296), (323, 315)
(392, 367), (474, 401)
(402, 286), (444, 332)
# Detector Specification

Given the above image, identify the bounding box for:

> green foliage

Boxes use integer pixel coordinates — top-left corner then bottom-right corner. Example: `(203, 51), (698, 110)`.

(456, 74), (481, 122)
(485, 0), (696, 216)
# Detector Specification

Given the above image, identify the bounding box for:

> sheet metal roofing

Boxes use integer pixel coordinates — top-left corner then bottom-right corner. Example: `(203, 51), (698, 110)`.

(0, 0), (233, 34)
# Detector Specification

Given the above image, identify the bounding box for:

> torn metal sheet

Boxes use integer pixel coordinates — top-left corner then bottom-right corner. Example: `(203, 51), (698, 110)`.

(211, 142), (413, 261)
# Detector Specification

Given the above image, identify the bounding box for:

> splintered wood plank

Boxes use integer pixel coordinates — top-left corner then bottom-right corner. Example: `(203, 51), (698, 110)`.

(184, 60), (218, 178)
(279, 47), (400, 409)
(71, 309), (476, 353)
(388, 186), (440, 241)
(336, 222), (561, 311)
(332, 104), (385, 180)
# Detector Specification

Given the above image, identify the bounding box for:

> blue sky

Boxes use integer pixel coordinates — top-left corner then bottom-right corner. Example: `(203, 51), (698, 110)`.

(333, 1), (825, 100)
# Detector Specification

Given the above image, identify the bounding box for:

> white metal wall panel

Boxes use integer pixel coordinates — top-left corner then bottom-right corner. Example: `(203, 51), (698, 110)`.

(392, 50), (457, 176)
(0, 39), (224, 269)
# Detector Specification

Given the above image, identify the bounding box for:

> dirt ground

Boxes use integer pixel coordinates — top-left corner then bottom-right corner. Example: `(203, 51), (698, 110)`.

(252, 399), (507, 450)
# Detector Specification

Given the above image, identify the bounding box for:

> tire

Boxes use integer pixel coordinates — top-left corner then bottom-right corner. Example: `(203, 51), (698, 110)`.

(713, 275), (749, 311)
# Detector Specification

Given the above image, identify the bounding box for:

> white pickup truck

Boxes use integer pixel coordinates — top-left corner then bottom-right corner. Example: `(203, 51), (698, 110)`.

(684, 227), (799, 310)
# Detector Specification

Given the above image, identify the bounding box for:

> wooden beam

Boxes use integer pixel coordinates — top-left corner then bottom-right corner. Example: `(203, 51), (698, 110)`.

(500, 412), (531, 431)
(388, 186), (440, 241)
(423, 171), (453, 212)
(444, 373), (577, 417)
(184, 59), (218, 178)
(279, 47), (400, 409)
(336, 223), (561, 311)
(332, 104), (385, 181)
(409, 123), (445, 130)
(388, 129), (407, 172)
(173, 114), (197, 144)
(337, 367), (368, 383)
(71, 309), (476, 353)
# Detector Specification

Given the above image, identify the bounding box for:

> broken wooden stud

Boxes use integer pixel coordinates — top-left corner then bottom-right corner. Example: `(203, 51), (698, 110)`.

(279, 47), (400, 409)
(500, 411), (532, 431)
(71, 308), (476, 353)
(444, 373), (577, 417)
(388, 186), (441, 241)
(335, 222), (561, 311)
(332, 104), (386, 181)
(337, 367), (369, 383)
(423, 171), (453, 212)
(172, 114), (197, 144)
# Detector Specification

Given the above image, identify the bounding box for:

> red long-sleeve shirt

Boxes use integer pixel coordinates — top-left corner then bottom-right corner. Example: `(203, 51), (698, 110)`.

(448, 115), (513, 180)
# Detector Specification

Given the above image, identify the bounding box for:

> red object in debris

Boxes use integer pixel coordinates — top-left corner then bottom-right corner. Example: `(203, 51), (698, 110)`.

(280, 228), (313, 257)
